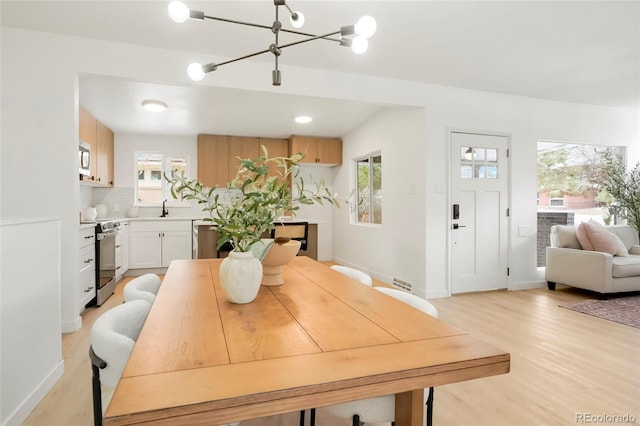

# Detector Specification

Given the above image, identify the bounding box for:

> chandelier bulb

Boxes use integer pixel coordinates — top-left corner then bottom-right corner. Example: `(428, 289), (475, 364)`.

(168, 1), (190, 23)
(290, 11), (305, 28)
(355, 15), (377, 38)
(351, 36), (368, 54)
(187, 63), (205, 81)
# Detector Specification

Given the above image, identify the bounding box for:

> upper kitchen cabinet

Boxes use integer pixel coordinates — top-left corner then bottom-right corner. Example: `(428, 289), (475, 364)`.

(197, 135), (290, 187)
(260, 138), (289, 177)
(228, 136), (259, 182)
(289, 135), (342, 166)
(96, 121), (114, 186)
(79, 106), (114, 187)
(197, 134), (229, 188)
(79, 106), (97, 181)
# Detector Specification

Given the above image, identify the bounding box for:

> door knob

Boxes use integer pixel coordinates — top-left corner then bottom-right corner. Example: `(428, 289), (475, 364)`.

(452, 223), (467, 229)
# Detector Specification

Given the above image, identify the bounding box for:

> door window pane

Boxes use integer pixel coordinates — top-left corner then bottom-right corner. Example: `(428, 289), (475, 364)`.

(461, 146), (498, 179)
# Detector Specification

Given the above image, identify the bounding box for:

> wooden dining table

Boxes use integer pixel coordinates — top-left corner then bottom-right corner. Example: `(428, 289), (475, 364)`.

(104, 257), (510, 426)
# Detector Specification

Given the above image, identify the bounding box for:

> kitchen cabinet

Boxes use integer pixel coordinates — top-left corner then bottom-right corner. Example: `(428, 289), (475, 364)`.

(260, 137), (289, 176)
(79, 106), (97, 182)
(78, 226), (96, 310)
(120, 221), (129, 277)
(128, 220), (191, 269)
(198, 135), (290, 187)
(79, 106), (114, 187)
(96, 120), (114, 186)
(197, 134), (229, 188)
(289, 135), (342, 165)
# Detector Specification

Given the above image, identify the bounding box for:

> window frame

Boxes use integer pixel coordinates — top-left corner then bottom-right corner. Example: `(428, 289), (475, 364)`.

(134, 151), (191, 207)
(353, 151), (382, 225)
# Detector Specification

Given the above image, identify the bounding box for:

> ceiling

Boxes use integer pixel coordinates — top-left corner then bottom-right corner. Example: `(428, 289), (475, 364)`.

(2, 1), (639, 137)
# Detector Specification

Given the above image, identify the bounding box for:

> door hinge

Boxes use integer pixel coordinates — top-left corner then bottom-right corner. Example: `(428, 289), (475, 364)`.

(506, 208), (510, 217)
(507, 148), (510, 157)
(507, 267), (510, 276)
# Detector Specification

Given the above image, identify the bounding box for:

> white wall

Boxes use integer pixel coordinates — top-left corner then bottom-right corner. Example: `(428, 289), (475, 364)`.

(333, 107), (427, 291)
(0, 218), (63, 426)
(1, 25), (638, 420)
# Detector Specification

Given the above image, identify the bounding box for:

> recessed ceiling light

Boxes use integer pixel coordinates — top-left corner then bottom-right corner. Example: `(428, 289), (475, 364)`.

(294, 115), (312, 124)
(141, 100), (168, 112)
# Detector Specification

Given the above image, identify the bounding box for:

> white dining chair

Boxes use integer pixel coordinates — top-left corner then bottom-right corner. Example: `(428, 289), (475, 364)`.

(123, 273), (161, 304)
(330, 265), (373, 286)
(89, 299), (152, 426)
(315, 287), (439, 426)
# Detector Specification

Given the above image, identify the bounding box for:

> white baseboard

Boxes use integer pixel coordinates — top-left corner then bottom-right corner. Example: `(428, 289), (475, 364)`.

(511, 280), (546, 291)
(61, 316), (82, 334)
(2, 360), (64, 426)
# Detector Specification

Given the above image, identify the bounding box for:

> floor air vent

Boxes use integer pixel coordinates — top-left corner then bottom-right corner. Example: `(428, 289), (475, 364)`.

(392, 278), (413, 292)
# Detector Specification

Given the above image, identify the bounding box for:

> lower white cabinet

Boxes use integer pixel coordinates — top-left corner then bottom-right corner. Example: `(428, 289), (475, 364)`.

(120, 221), (129, 276)
(129, 220), (192, 269)
(78, 227), (96, 309)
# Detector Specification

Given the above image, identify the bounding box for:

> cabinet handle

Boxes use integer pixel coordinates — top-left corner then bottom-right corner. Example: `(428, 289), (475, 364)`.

(84, 235), (94, 239)
(84, 258), (94, 263)
(84, 287), (94, 293)
(116, 245), (121, 248)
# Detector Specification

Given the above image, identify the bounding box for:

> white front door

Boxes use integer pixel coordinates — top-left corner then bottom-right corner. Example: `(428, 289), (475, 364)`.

(450, 131), (509, 294)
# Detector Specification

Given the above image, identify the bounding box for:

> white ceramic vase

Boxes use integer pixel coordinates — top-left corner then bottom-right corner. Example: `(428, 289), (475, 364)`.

(219, 251), (263, 304)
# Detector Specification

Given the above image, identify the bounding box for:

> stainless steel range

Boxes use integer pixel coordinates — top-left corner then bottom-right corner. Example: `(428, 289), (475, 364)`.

(95, 220), (121, 306)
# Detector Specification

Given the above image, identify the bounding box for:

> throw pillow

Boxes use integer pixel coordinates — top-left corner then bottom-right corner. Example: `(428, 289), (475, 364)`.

(581, 220), (617, 255)
(576, 222), (594, 250)
(609, 233), (630, 257)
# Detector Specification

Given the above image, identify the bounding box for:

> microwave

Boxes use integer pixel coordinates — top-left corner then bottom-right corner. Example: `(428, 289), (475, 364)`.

(79, 140), (91, 176)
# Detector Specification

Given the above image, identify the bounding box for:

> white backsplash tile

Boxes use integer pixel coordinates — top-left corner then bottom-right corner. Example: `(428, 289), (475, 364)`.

(92, 187), (205, 219)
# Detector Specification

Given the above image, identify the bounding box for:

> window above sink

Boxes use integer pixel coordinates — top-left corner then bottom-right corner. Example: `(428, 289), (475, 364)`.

(135, 152), (190, 207)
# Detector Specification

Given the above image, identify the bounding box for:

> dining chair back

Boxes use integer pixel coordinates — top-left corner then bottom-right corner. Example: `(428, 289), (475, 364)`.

(123, 273), (161, 304)
(89, 299), (151, 426)
(316, 288), (438, 426)
(271, 221), (309, 251)
(330, 265), (373, 287)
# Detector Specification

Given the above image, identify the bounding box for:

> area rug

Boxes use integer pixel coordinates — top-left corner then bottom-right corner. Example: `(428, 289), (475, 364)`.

(562, 295), (640, 329)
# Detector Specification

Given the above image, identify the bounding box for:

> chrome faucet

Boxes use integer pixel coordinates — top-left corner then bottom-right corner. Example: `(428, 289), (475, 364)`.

(160, 199), (169, 217)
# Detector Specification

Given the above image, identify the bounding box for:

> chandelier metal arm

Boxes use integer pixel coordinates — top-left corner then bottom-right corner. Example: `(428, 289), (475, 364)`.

(276, 30), (342, 50)
(203, 14), (272, 31)
(204, 30), (343, 72)
(202, 14), (341, 43)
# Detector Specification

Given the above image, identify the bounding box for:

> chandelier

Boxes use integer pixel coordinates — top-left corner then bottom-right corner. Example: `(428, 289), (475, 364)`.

(168, 1), (377, 86)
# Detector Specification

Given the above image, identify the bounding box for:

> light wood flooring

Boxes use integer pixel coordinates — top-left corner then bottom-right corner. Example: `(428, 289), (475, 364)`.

(23, 269), (640, 426)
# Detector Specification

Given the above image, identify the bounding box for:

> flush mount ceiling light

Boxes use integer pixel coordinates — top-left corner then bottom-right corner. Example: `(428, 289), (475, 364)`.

(141, 100), (168, 112)
(294, 115), (312, 124)
(168, 0), (376, 86)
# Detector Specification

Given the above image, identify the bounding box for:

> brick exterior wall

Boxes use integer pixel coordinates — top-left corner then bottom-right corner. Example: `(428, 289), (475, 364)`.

(537, 212), (574, 267)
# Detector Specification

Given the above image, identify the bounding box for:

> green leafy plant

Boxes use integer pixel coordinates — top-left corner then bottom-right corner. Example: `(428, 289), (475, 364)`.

(594, 152), (640, 239)
(167, 147), (339, 252)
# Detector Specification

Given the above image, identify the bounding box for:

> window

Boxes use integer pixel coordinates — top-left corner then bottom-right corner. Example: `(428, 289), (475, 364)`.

(536, 141), (625, 267)
(355, 153), (382, 224)
(135, 152), (189, 205)
(460, 147), (498, 179)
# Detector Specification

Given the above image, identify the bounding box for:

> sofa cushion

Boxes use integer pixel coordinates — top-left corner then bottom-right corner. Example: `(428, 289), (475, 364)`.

(551, 225), (582, 249)
(578, 220), (617, 255)
(610, 233), (629, 256)
(612, 255), (640, 277)
(608, 225), (639, 250)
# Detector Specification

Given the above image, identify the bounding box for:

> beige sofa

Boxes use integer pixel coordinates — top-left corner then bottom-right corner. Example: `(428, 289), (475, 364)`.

(545, 224), (640, 294)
